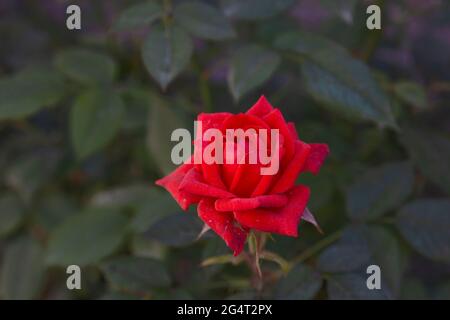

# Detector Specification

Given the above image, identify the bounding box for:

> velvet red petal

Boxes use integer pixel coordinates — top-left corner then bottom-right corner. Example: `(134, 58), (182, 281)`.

(304, 143), (330, 175)
(179, 167), (235, 199)
(198, 199), (248, 256)
(262, 109), (295, 163)
(195, 112), (231, 189)
(215, 194), (288, 212)
(270, 141), (311, 194)
(246, 95), (274, 117)
(287, 122), (299, 140)
(155, 163), (201, 211)
(234, 185), (310, 237)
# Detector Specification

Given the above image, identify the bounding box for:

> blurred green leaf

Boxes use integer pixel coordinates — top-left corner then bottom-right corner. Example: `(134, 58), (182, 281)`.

(319, 225), (404, 298)
(346, 161), (414, 221)
(5, 153), (59, 203)
(100, 256), (170, 294)
(327, 273), (389, 300)
(274, 264), (322, 300)
(46, 207), (129, 266)
(90, 184), (154, 208)
(434, 281), (450, 300)
(174, 1), (235, 40)
(275, 32), (396, 127)
(393, 81), (427, 110)
(228, 44), (280, 101)
(143, 213), (202, 247)
(319, 0), (357, 23)
(146, 95), (187, 174)
(113, 2), (162, 31)
(142, 25), (193, 90)
(34, 194), (77, 232)
(396, 199), (450, 264)
(55, 49), (117, 85)
(1, 236), (45, 299)
(70, 88), (125, 160)
(365, 225), (404, 297)
(0, 193), (24, 238)
(400, 128), (450, 195)
(317, 242), (371, 273)
(400, 279), (428, 300)
(220, 0), (295, 20)
(131, 190), (181, 233)
(0, 67), (65, 120)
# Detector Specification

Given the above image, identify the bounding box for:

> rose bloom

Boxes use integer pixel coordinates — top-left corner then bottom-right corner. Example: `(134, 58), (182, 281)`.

(156, 96), (329, 255)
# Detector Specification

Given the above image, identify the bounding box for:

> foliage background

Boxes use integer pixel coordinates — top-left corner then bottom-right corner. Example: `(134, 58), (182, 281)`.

(0, 0), (449, 300)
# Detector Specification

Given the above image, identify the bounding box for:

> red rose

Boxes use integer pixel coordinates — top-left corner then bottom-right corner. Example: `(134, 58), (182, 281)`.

(156, 96), (329, 256)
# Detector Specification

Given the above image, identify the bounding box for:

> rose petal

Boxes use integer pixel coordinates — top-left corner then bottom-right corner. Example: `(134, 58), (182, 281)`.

(155, 162), (201, 210)
(262, 108), (295, 161)
(287, 122), (299, 140)
(195, 112), (231, 189)
(215, 194), (288, 212)
(198, 199), (248, 256)
(234, 185), (310, 237)
(246, 95), (274, 117)
(270, 141), (311, 194)
(304, 143), (330, 175)
(179, 168), (235, 199)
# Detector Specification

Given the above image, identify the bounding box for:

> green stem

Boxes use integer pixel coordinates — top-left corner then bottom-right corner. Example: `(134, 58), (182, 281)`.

(291, 229), (343, 265)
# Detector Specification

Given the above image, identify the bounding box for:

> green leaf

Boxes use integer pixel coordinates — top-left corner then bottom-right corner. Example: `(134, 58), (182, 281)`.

(5, 153), (59, 203)
(100, 256), (170, 293)
(365, 225), (405, 297)
(70, 88), (125, 160)
(142, 25), (193, 90)
(113, 2), (162, 31)
(319, 0), (357, 23)
(0, 193), (24, 237)
(400, 128), (450, 195)
(34, 194), (77, 232)
(146, 94), (188, 174)
(327, 273), (389, 300)
(275, 32), (396, 127)
(220, 0), (295, 20)
(396, 199), (450, 264)
(0, 67), (65, 120)
(318, 225), (404, 298)
(143, 213), (202, 247)
(1, 236), (45, 299)
(46, 207), (129, 266)
(393, 81), (427, 110)
(317, 242), (371, 273)
(346, 161), (414, 221)
(131, 190), (181, 233)
(274, 264), (322, 300)
(228, 45), (280, 101)
(55, 49), (117, 85)
(400, 279), (428, 300)
(174, 1), (235, 40)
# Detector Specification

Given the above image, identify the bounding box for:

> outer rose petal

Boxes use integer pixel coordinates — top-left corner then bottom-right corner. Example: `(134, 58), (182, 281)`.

(246, 95), (274, 117)
(155, 163), (201, 211)
(195, 112), (232, 189)
(234, 185), (310, 237)
(287, 122), (299, 140)
(179, 168), (235, 199)
(198, 199), (248, 256)
(304, 143), (330, 174)
(215, 194), (288, 212)
(270, 141), (311, 194)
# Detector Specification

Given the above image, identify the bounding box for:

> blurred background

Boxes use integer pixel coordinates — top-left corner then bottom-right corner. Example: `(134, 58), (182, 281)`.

(0, 0), (449, 300)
